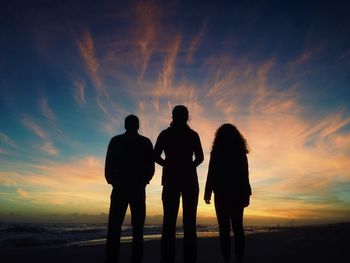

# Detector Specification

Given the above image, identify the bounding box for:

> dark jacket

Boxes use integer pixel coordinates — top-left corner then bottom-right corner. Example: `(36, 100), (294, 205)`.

(154, 124), (204, 188)
(204, 147), (251, 201)
(105, 131), (155, 188)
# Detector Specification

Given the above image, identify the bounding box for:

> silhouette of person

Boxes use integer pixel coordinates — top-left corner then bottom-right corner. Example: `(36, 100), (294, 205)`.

(154, 105), (204, 263)
(105, 115), (155, 263)
(204, 124), (251, 263)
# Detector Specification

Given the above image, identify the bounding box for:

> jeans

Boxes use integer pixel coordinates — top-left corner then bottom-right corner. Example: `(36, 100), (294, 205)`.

(214, 193), (245, 261)
(106, 187), (145, 263)
(161, 185), (199, 263)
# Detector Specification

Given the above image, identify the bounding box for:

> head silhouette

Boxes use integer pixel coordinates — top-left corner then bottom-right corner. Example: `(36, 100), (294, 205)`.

(172, 105), (189, 125)
(125, 115), (139, 131)
(213, 123), (249, 154)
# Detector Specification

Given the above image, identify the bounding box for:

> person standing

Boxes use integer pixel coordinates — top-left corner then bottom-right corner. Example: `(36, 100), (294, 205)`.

(204, 124), (251, 263)
(154, 105), (204, 263)
(105, 115), (155, 263)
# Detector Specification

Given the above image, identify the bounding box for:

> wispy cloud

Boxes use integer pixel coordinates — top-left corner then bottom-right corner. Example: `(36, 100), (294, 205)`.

(39, 97), (56, 122)
(73, 78), (86, 106)
(159, 34), (181, 95)
(0, 131), (16, 148)
(76, 29), (129, 130)
(21, 116), (59, 155)
(41, 141), (59, 155)
(76, 30), (103, 93)
(288, 44), (325, 71)
(186, 20), (207, 63)
(136, 1), (159, 79)
(22, 117), (47, 139)
(76, 30), (114, 116)
(144, 33), (183, 112)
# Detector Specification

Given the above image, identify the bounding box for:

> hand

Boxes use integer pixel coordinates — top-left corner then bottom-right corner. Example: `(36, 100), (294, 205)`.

(204, 199), (211, 204)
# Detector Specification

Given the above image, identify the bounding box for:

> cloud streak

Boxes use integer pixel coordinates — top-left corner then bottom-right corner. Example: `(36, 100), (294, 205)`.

(0, 131), (16, 148)
(77, 30), (103, 94)
(21, 116), (59, 155)
(186, 20), (207, 63)
(39, 97), (56, 122)
(73, 78), (86, 106)
(136, 1), (159, 79)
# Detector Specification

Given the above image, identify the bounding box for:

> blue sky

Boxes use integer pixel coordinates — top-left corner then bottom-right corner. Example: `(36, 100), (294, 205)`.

(1, 0), (350, 224)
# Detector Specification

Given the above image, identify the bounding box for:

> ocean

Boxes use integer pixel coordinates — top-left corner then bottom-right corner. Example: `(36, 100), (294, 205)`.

(0, 222), (275, 248)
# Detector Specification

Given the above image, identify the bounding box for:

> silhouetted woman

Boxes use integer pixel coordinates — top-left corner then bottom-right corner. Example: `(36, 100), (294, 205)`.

(204, 124), (251, 263)
(155, 105), (204, 263)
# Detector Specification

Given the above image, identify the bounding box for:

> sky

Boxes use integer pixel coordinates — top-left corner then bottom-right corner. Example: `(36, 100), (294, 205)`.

(0, 0), (350, 225)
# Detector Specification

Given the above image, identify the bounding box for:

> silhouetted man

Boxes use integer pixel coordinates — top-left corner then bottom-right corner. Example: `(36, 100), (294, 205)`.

(105, 115), (155, 263)
(154, 105), (204, 263)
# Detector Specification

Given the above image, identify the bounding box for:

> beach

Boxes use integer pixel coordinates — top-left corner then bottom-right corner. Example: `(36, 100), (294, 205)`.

(1, 223), (349, 263)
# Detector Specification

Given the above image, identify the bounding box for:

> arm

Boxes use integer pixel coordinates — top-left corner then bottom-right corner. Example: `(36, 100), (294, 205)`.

(242, 154), (251, 196)
(154, 132), (165, 166)
(145, 139), (155, 184)
(204, 151), (215, 204)
(193, 133), (204, 167)
(104, 139), (114, 185)
(242, 154), (251, 207)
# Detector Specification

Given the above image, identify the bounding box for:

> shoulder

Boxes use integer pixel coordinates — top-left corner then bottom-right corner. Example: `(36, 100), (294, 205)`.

(138, 134), (153, 144)
(157, 129), (169, 139)
(107, 135), (124, 151)
(188, 128), (200, 139)
(110, 134), (124, 143)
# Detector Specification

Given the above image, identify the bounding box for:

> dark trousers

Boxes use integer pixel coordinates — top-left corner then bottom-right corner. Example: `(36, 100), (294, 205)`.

(106, 187), (146, 263)
(161, 186), (199, 263)
(214, 193), (245, 261)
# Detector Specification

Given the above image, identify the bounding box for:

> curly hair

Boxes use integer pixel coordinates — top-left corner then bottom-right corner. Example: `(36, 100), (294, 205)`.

(212, 123), (249, 154)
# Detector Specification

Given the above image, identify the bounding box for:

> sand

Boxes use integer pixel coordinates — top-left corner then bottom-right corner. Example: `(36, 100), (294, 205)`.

(1, 224), (349, 263)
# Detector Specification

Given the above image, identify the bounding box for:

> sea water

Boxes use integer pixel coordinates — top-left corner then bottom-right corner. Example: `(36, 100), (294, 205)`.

(0, 222), (275, 248)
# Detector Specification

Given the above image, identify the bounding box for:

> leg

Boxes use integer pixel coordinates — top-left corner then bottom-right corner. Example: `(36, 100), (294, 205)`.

(231, 205), (245, 262)
(161, 186), (180, 263)
(129, 189), (146, 263)
(182, 186), (199, 263)
(214, 193), (231, 263)
(106, 188), (128, 263)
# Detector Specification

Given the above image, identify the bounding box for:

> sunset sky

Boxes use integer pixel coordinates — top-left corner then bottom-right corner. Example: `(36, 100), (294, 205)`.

(1, 0), (350, 225)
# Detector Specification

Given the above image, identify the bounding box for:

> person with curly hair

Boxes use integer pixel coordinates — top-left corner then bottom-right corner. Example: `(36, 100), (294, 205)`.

(204, 123), (251, 263)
